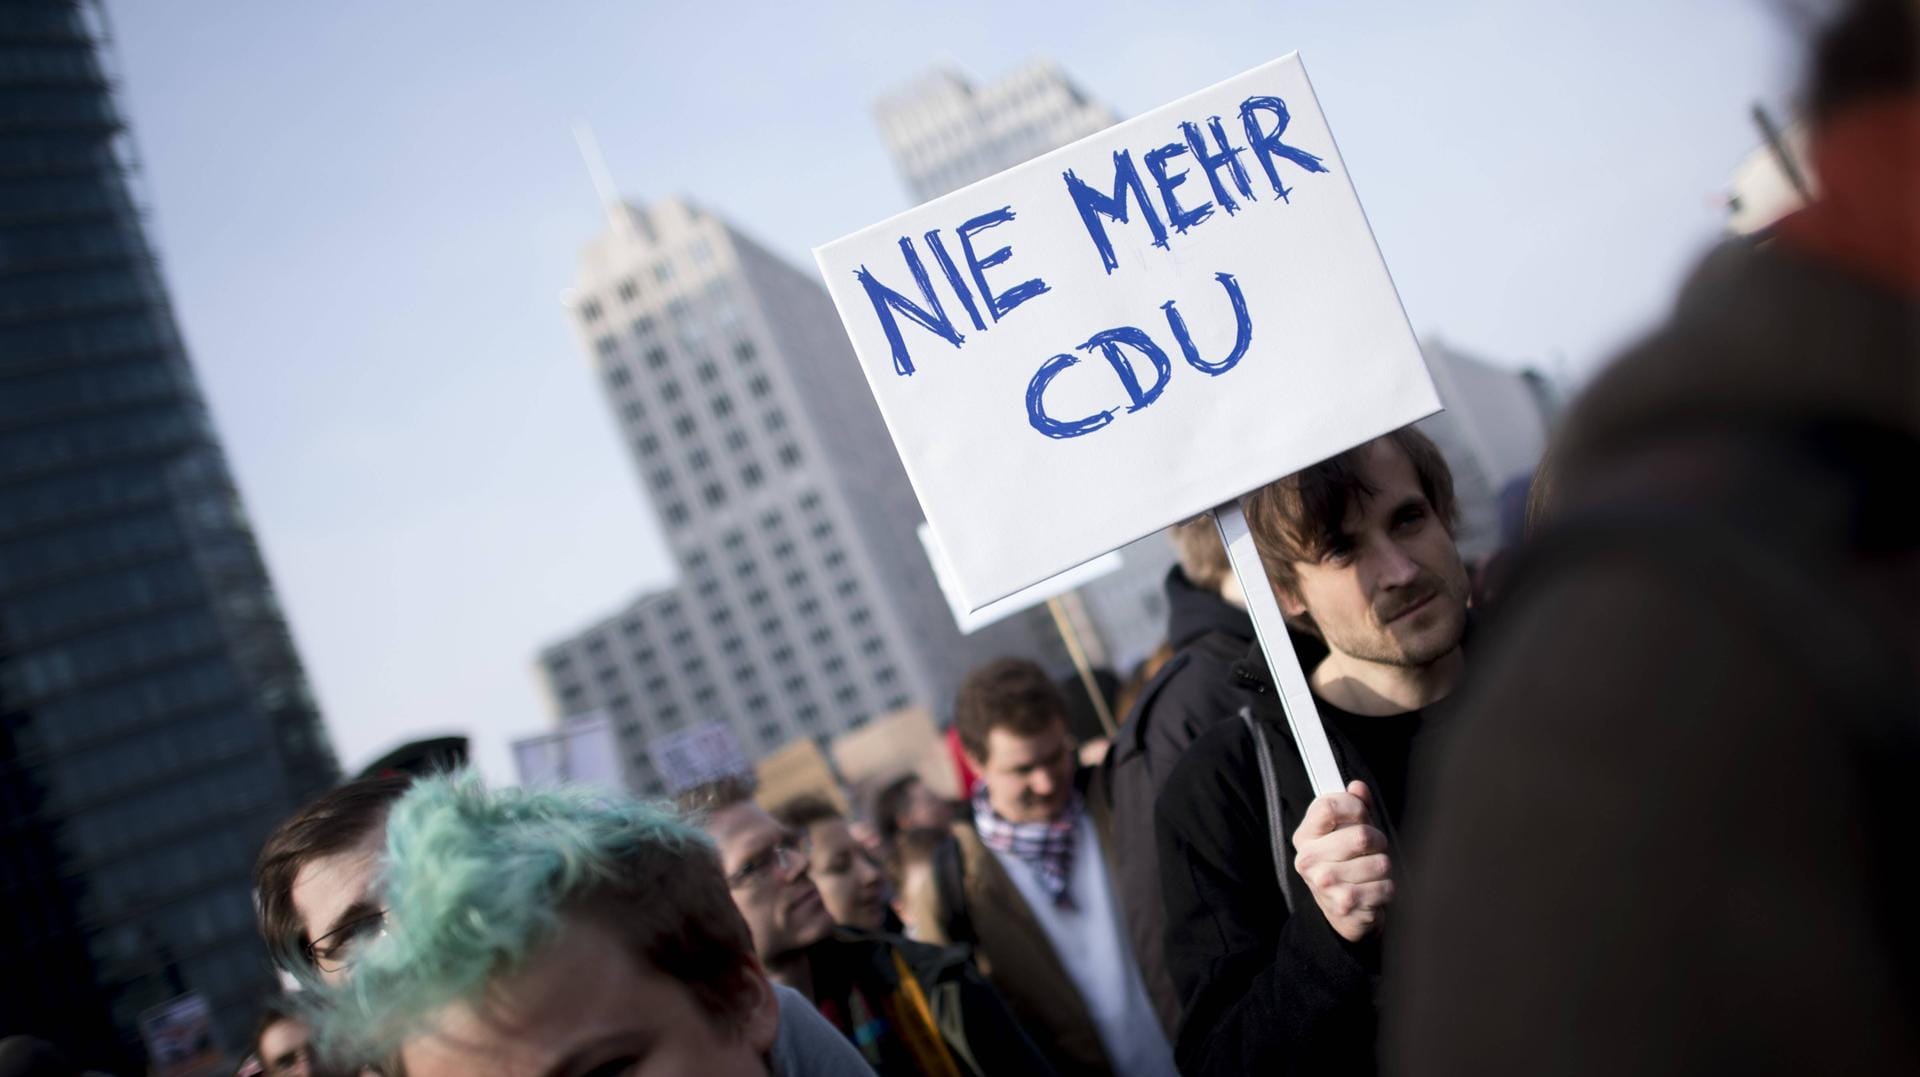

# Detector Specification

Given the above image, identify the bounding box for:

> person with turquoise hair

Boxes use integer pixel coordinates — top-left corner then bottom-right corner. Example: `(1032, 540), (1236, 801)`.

(301, 772), (875, 1077)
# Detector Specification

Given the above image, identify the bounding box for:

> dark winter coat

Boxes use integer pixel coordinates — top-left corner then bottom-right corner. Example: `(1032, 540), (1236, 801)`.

(1103, 566), (1258, 1033)
(1386, 235), (1920, 1074)
(1155, 643), (1443, 1076)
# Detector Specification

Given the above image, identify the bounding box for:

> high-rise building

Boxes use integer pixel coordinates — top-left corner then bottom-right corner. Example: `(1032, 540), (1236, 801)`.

(538, 198), (1079, 797)
(873, 60), (1176, 676)
(874, 60), (1122, 204)
(0, 2), (338, 1065)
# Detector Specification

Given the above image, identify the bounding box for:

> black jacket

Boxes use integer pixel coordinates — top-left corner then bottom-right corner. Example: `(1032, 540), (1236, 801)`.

(1103, 566), (1254, 1033)
(1154, 643), (1432, 1076)
(1105, 566), (1324, 1034)
(1387, 237), (1920, 1073)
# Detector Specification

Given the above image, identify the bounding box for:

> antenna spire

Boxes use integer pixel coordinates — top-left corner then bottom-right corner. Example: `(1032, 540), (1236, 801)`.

(572, 120), (627, 233)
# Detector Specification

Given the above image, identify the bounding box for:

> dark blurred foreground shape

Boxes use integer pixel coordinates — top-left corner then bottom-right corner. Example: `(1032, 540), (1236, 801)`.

(0, 0), (338, 1066)
(1389, 0), (1920, 1072)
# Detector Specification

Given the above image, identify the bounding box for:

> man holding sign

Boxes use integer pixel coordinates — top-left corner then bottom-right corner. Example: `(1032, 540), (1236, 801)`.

(815, 50), (1453, 1074)
(1155, 429), (1470, 1074)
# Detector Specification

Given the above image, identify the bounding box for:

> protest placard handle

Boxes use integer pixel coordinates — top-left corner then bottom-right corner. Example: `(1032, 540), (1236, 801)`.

(1214, 499), (1345, 798)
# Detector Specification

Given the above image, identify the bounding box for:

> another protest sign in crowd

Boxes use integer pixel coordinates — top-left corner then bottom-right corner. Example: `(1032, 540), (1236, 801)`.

(5, 2), (1909, 1075)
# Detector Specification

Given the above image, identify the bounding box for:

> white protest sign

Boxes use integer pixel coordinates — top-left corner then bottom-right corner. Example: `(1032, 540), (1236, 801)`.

(816, 53), (1436, 611)
(917, 522), (1123, 633)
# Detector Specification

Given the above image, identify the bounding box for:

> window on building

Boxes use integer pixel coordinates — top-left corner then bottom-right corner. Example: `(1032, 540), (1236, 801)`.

(876, 666), (898, 687)
(799, 492), (821, 512)
(726, 428), (748, 451)
(834, 685), (859, 706)
(785, 675), (808, 696)
(765, 410), (787, 432)
(663, 501), (688, 526)
(796, 704), (820, 727)
(631, 314), (653, 336)
(688, 448), (710, 471)
(696, 360), (718, 384)
(722, 530), (745, 551)
(758, 721), (781, 745)
(672, 414), (695, 437)
(581, 299), (604, 323)
(778, 444), (802, 468)
(635, 433), (659, 456)
(734, 340), (756, 363)
(747, 374), (772, 399)
(711, 394), (734, 419)
(646, 346), (669, 369)
(623, 401), (644, 422)
(618, 280), (638, 302)
(654, 262), (674, 284)
(835, 579), (859, 599)
(595, 335), (618, 357)
(660, 380), (682, 403)
(703, 483), (726, 507)
(741, 464), (763, 488)
(823, 656), (844, 676)
(849, 606), (872, 627)
(861, 636), (884, 656)
(650, 467), (674, 490)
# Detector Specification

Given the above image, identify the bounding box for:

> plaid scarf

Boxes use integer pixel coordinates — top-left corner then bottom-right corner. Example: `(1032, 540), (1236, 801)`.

(972, 787), (1082, 909)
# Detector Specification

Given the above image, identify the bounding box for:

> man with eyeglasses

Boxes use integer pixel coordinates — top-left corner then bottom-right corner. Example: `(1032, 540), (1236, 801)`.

(682, 777), (1053, 1077)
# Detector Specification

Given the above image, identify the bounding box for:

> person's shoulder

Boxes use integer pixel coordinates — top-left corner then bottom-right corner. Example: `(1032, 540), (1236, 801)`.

(771, 982), (880, 1077)
(1156, 707), (1266, 823)
(884, 932), (976, 983)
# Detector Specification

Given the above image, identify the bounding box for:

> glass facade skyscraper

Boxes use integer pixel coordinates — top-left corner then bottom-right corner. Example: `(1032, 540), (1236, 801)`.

(1, 1), (337, 1066)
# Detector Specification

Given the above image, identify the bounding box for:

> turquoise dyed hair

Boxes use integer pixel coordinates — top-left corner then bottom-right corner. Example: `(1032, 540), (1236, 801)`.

(307, 771), (722, 1061)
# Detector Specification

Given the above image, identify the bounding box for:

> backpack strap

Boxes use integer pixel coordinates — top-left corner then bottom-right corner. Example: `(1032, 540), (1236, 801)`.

(1239, 707), (1296, 916)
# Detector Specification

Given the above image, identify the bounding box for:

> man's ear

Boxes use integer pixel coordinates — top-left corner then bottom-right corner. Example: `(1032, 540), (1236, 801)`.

(738, 960), (782, 1055)
(1274, 578), (1309, 619)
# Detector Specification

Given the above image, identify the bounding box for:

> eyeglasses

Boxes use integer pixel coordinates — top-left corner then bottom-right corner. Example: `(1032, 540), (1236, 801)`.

(301, 908), (387, 974)
(726, 832), (811, 890)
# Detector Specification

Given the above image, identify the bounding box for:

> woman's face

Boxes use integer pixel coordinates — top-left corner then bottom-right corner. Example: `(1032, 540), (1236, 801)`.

(804, 818), (890, 931)
(398, 916), (777, 1077)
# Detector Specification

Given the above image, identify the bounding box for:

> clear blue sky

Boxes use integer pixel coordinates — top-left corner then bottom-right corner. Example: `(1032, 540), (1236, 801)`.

(106, 0), (1798, 783)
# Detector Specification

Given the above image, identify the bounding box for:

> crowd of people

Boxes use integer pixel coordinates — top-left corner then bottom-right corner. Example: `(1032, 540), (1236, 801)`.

(3, 3), (1909, 1074)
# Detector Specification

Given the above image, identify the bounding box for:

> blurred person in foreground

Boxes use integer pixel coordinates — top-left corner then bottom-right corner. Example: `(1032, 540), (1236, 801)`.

(685, 777), (1054, 1077)
(302, 773), (874, 1076)
(1155, 427), (1471, 1075)
(774, 795), (895, 933)
(1104, 516), (1279, 1034)
(257, 774), (872, 1076)
(930, 658), (1178, 1077)
(1388, 1), (1920, 1072)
